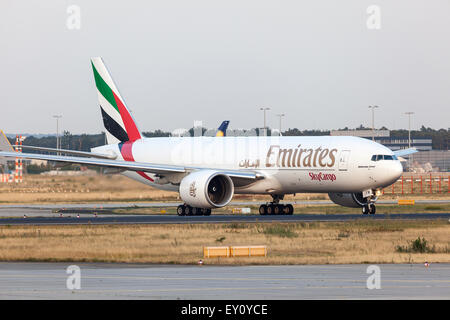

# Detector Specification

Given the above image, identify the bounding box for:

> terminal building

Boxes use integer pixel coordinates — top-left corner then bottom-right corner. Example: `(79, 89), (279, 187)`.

(330, 130), (448, 172)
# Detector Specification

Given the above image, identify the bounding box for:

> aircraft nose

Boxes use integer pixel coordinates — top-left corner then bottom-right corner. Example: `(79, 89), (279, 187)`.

(380, 160), (403, 186)
(391, 161), (403, 182)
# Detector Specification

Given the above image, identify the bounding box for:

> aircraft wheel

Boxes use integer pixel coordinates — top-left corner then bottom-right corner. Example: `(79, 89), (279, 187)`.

(369, 204), (376, 215)
(286, 204), (294, 215)
(362, 205), (369, 215)
(204, 209), (211, 216)
(192, 207), (201, 216)
(273, 205), (281, 215)
(266, 205), (274, 215)
(259, 205), (267, 215)
(177, 205), (185, 216)
(185, 206), (193, 216)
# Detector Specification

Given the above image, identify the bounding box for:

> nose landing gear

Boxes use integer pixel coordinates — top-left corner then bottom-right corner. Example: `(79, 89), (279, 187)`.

(362, 203), (376, 215)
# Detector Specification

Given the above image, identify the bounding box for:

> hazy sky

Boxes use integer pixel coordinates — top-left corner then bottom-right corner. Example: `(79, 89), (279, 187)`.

(1, 0), (449, 134)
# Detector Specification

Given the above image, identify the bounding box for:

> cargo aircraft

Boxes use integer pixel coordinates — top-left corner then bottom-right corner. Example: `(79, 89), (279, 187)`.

(0, 58), (417, 216)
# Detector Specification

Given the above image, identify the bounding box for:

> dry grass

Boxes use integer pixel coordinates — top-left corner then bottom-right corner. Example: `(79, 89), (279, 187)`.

(0, 174), (448, 205)
(0, 220), (449, 265)
(0, 175), (176, 204)
(0, 174), (342, 204)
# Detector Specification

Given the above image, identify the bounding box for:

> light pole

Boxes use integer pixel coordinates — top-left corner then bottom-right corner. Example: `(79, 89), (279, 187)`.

(276, 114), (285, 136)
(405, 112), (415, 171)
(405, 112), (414, 148)
(53, 115), (62, 155)
(260, 107), (270, 136)
(368, 105), (379, 141)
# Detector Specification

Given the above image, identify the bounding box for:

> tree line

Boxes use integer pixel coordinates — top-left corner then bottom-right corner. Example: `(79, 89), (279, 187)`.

(8, 126), (449, 151)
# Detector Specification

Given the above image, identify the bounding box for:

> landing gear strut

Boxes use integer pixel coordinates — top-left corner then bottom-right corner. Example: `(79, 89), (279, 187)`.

(259, 195), (294, 215)
(177, 204), (211, 216)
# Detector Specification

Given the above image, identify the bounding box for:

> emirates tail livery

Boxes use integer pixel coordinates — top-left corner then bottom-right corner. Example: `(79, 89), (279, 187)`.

(0, 58), (417, 216)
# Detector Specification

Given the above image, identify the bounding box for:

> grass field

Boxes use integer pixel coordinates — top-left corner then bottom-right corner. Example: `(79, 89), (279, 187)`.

(0, 220), (449, 265)
(0, 175), (449, 265)
(0, 174), (448, 205)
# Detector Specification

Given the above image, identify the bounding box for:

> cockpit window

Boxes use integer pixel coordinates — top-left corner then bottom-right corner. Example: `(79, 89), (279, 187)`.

(371, 154), (397, 161)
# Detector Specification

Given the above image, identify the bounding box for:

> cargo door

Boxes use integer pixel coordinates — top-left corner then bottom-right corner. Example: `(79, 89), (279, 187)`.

(338, 150), (350, 171)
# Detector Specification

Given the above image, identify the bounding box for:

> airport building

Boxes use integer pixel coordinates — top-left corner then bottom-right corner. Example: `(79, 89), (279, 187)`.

(330, 130), (448, 172)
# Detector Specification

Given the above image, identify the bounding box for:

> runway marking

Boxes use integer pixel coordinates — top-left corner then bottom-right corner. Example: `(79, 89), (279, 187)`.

(0, 286), (297, 294)
(1, 274), (449, 283)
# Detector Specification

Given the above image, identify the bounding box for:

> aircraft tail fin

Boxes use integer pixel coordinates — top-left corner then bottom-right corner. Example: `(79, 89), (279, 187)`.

(216, 120), (230, 137)
(91, 57), (142, 144)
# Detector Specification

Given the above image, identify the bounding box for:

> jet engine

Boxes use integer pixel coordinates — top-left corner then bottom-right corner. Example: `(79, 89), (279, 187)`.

(328, 192), (370, 208)
(179, 170), (234, 209)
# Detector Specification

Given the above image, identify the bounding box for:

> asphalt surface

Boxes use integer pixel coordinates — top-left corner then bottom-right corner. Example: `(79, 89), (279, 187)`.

(1, 212), (450, 225)
(0, 262), (448, 299)
(0, 200), (449, 224)
(0, 199), (448, 210)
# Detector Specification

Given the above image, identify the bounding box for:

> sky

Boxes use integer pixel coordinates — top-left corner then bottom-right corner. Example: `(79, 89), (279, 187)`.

(1, 0), (449, 135)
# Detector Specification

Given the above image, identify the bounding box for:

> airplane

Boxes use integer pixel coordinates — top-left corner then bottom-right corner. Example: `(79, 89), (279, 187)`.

(0, 57), (417, 216)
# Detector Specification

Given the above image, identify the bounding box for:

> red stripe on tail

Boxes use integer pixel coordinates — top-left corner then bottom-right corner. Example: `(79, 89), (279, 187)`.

(113, 91), (141, 142)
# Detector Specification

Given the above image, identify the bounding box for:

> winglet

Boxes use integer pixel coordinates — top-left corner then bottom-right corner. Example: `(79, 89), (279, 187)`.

(0, 130), (14, 152)
(393, 147), (418, 157)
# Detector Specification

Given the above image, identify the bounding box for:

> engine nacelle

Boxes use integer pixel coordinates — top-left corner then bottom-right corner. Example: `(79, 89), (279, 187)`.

(328, 192), (369, 208)
(179, 170), (234, 209)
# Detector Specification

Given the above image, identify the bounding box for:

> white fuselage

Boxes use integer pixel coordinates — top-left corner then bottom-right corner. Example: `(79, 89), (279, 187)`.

(92, 136), (403, 195)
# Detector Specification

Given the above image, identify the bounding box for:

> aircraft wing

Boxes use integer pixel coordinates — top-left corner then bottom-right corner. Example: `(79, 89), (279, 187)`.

(393, 148), (418, 157)
(14, 145), (116, 159)
(0, 151), (262, 180)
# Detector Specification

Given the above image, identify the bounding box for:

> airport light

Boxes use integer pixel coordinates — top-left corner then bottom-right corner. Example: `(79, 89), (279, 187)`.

(405, 112), (415, 148)
(260, 107), (270, 136)
(405, 111), (415, 171)
(368, 105), (379, 141)
(53, 115), (62, 155)
(276, 114), (285, 136)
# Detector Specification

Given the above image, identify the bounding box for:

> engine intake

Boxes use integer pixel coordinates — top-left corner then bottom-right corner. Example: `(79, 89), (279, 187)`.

(328, 192), (369, 208)
(179, 170), (234, 208)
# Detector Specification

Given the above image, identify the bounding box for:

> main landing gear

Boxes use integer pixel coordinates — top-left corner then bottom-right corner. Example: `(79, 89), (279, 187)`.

(177, 204), (211, 216)
(362, 203), (376, 215)
(259, 195), (294, 215)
